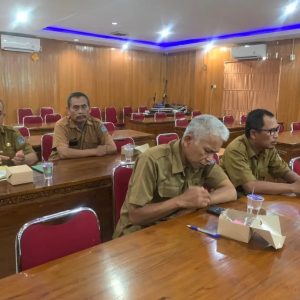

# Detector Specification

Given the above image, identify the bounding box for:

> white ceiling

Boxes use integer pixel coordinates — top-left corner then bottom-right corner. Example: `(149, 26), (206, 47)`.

(1, 0), (300, 51)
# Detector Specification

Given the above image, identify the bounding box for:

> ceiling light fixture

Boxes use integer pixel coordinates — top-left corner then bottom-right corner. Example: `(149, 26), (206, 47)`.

(122, 43), (129, 51)
(112, 22), (118, 26)
(284, 1), (298, 15)
(158, 28), (172, 39)
(16, 11), (29, 23)
(73, 38), (79, 42)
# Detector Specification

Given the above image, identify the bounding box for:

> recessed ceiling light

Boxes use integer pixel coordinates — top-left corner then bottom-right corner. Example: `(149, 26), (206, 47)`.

(122, 43), (129, 51)
(203, 42), (214, 53)
(158, 27), (172, 39)
(16, 11), (29, 23)
(73, 38), (79, 42)
(284, 1), (298, 15)
(112, 22), (118, 26)
(244, 45), (250, 48)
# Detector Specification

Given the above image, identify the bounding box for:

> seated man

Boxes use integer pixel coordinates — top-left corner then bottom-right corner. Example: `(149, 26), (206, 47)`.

(114, 114), (237, 238)
(51, 92), (117, 159)
(0, 99), (38, 166)
(221, 109), (300, 195)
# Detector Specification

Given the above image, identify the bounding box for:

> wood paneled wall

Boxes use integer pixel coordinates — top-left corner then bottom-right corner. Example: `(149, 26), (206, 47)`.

(1, 36), (300, 128)
(0, 39), (166, 124)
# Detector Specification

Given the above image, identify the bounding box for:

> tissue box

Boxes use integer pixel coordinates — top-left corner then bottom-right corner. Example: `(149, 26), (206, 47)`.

(6, 165), (33, 185)
(217, 209), (286, 249)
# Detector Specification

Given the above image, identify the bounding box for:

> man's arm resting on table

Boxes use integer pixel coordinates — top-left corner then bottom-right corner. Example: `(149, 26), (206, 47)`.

(242, 174), (300, 195)
(24, 152), (38, 166)
(209, 178), (237, 204)
(128, 186), (213, 226)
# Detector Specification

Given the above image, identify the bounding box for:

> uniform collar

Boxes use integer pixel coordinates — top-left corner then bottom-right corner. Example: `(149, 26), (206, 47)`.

(242, 134), (266, 159)
(170, 139), (184, 174)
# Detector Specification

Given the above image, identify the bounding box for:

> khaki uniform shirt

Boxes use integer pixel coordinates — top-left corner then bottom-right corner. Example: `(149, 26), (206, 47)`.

(0, 126), (34, 165)
(50, 116), (109, 158)
(221, 134), (290, 192)
(113, 139), (228, 238)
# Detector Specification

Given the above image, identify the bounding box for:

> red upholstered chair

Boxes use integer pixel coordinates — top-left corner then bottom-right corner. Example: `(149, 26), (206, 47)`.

(103, 122), (116, 134)
(14, 126), (30, 137)
(291, 122), (300, 132)
(279, 124), (284, 133)
(90, 107), (102, 120)
(223, 115), (234, 124)
(240, 115), (247, 124)
(175, 118), (189, 128)
(191, 110), (201, 118)
(23, 115), (43, 126)
(45, 113), (61, 124)
(138, 106), (148, 113)
(123, 106), (133, 122)
(112, 163), (134, 226)
(131, 113), (145, 121)
(154, 112), (167, 121)
(174, 112), (185, 120)
(289, 157), (300, 175)
(40, 107), (54, 121)
(15, 207), (101, 272)
(105, 107), (117, 123)
(114, 137), (135, 152)
(17, 108), (33, 124)
(41, 133), (54, 161)
(156, 133), (179, 145)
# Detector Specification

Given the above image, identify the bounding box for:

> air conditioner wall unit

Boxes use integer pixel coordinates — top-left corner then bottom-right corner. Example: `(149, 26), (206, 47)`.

(1, 34), (41, 53)
(232, 44), (266, 60)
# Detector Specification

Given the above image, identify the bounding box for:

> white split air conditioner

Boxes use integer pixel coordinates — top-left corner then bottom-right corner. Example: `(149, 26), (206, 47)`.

(1, 34), (41, 53)
(232, 44), (266, 60)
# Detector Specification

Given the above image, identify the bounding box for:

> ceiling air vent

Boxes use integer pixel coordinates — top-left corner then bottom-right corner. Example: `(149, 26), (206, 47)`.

(110, 31), (128, 37)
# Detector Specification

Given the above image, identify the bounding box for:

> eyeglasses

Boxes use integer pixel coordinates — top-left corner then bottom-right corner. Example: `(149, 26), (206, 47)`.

(255, 126), (280, 136)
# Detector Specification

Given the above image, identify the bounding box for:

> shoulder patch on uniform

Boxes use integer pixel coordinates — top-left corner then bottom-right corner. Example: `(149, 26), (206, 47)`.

(99, 124), (108, 133)
(17, 136), (25, 145)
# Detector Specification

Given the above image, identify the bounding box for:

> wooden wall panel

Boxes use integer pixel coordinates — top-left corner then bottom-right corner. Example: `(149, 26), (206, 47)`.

(0, 39), (165, 124)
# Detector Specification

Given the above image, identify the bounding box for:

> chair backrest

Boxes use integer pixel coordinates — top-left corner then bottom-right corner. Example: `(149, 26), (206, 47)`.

(174, 112), (186, 120)
(191, 110), (201, 118)
(114, 138), (135, 152)
(279, 123), (284, 133)
(291, 122), (300, 132)
(23, 115), (43, 126)
(240, 114), (247, 124)
(90, 107), (102, 120)
(289, 156), (300, 175)
(112, 164), (134, 226)
(103, 122), (116, 134)
(105, 107), (118, 124)
(41, 133), (54, 161)
(175, 118), (189, 127)
(138, 106), (147, 113)
(17, 108), (33, 124)
(154, 112), (167, 121)
(15, 207), (101, 272)
(156, 133), (179, 145)
(223, 115), (234, 124)
(45, 113), (61, 124)
(123, 106), (133, 117)
(40, 107), (54, 121)
(131, 113), (145, 121)
(14, 126), (30, 137)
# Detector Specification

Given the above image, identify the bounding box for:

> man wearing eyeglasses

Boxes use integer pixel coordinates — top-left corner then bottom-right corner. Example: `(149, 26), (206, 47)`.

(51, 92), (116, 160)
(221, 109), (300, 195)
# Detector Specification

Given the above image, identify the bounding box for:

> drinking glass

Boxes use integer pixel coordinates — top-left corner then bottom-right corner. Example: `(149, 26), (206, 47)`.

(42, 161), (54, 180)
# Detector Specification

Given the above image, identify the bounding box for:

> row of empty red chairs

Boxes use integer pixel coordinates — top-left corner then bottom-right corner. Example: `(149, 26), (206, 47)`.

(18, 107), (62, 125)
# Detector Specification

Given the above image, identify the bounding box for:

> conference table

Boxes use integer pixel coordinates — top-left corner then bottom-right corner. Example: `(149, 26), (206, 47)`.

(0, 154), (122, 278)
(174, 122), (245, 147)
(27, 129), (156, 151)
(0, 194), (299, 299)
(276, 130), (300, 163)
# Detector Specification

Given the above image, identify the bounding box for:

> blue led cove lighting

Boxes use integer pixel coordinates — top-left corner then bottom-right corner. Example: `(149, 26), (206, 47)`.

(43, 23), (300, 49)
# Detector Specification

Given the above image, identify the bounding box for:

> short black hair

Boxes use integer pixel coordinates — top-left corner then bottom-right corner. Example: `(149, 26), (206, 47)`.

(67, 92), (90, 108)
(245, 109), (274, 138)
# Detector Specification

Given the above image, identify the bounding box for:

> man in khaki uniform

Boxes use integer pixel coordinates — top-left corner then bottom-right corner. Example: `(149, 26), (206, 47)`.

(51, 92), (116, 159)
(221, 109), (300, 195)
(114, 115), (237, 238)
(0, 99), (38, 166)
